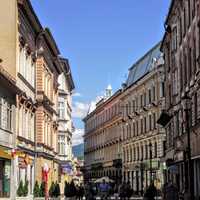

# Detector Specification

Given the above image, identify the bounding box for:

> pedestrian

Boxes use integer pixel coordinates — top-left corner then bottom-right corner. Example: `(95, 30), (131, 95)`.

(143, 182), (157, 200)
(119, 182), (126, 200)
(99, 179), (109, 199)
(76, 183), (85, 200)
(164, 181), (179, 200)
(124, 181), (133, 200)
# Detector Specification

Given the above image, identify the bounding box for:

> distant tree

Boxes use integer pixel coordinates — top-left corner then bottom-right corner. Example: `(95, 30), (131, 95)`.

(33, 181), (40, 197)
(39, 181), (46, 197)
(23, 180), (29, 196)
(49, 182), (55, 197)
(17, 180), (24, 197)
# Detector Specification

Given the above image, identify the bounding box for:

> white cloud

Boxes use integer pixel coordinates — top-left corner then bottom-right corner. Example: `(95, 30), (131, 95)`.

(72, 102), (90, 118)
(72, 128), (84, 146)
(72, 92), (82, 97)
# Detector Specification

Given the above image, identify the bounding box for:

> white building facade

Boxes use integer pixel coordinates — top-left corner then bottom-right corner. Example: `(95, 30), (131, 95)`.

(57, 58), (75, 188)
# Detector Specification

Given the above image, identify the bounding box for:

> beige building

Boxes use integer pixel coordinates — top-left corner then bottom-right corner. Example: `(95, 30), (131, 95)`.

(0, 0), (74, 197)
(84, 87), (123, 183)
(0, 65), (20, 199)
(121, 43), (165, 195)
(0, 0), (40, 198)
(160, 0), (200, 198)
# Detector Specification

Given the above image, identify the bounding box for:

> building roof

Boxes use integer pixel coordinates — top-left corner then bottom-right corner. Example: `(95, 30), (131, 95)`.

(126, 42), (161, 87)
(60, 57), (75, 91)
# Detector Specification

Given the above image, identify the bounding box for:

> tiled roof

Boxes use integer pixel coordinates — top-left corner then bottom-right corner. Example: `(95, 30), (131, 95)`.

(126, 42), (161, 87)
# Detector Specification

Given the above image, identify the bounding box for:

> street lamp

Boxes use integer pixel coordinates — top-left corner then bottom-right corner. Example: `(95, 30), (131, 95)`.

(182, 94), (194, 199)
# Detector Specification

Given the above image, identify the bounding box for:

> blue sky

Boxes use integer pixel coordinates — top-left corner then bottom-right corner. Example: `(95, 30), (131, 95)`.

(31, 0), (170, 145)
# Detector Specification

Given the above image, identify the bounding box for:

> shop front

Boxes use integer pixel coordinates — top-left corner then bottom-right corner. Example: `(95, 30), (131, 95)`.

(0, 147), (12, 198)
(59, 161), (73, 193)
(16, 151), (34, 196)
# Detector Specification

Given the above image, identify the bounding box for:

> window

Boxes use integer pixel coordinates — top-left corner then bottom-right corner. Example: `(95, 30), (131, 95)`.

(153, 113), (156, 129)
(188, 0), (191, 27)
(133, 122), (135, 136)
(154, 142), (157, 158)
(141, 145), (144, 161)
(136, 97), (138, 111)
(175, 112), (179, 136)
(180, 58), (183, 91)
(194, 93), (198, 125)
(172, 26), (177, 51)
(144, 117), (147, 133)
(173, 70), (178, 95)
(179, 17), (182, 44)
(58, 101), (65, 119)
(184, 51), (187, 85)
(141, 118), (143, 134)
(44, 68), (52, 100)
(145, 145), (148, 159)
(136, 121), (139, 136)
(6, 102), (12, 131)
(137, 146), (140, 161)
(126, 104), (128, 116)
(132, 100), (136, 113)
(149, 89), (152, 104)
(149, 115), (152, 131)
(58, 135), (65, 155)
(130, 148), (132, 162)
(188, 48), (192, 81)
(152, 86), (156, 101)
(193, 37), (197, 74)
(183, 8), (187, 36)
(144, 92), (147, 106)
(140, 94), (143, 108)
(192, 0), (195, 18)
(160, 82), (165, 98)
(19, 47), (35, 87)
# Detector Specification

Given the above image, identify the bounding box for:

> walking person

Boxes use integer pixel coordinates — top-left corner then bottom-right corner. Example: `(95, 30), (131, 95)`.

(99, 179), (110, 200)
(76, 183), (85, 200)
(119, 182), (126, 200)
(163, 181), (179, 200)
(125, 181), (133, 200)
(143, 182), (157, 200)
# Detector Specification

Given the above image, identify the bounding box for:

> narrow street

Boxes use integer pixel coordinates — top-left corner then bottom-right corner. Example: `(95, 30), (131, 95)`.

(0, 0), (200, 199)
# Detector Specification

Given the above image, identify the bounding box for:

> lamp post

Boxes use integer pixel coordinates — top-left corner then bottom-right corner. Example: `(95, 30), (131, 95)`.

(182, 94), (194, 199)
(149, 143), (152, 184)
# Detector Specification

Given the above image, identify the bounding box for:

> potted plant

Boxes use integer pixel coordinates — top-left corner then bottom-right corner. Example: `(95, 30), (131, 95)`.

(16, 180), (29, 199)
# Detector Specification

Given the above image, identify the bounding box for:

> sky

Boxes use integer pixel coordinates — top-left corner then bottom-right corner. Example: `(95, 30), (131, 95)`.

(31, 0), (171, 146)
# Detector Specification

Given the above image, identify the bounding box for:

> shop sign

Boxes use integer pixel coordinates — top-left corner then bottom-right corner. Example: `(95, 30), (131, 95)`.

(0, 148), (11, 160)
(18, 152), (32, 168)
(61, 163), (73, 175)
(18, 157), (27, 169)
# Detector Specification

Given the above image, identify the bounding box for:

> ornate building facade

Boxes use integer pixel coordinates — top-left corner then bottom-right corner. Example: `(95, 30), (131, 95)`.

(0, 0), (75, 197)
(0, 66), (20, 199)
(57, 58), (75, 192)
(160, 0), (200, 198)
(121, 43), (166, 195)
(84, 88), (123, 183)
(35, 28), (63, 188)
